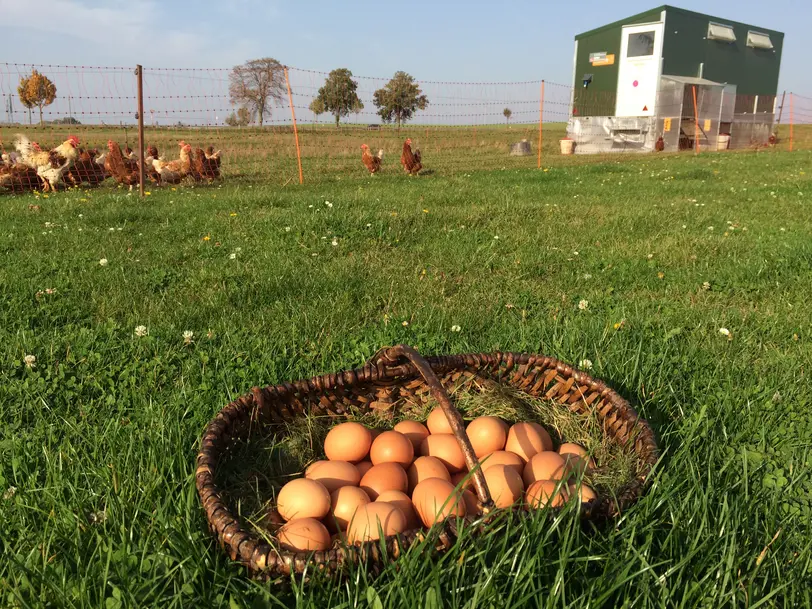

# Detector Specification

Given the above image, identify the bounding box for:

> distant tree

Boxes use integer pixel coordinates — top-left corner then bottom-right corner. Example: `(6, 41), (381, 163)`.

(228, 58), (285, 128)
(309, 98), (325, 123)
(225, 112), (239, 127)
(18, 70), (57, 125)
(373, 71), (428, 130)
(503, 108), (512, 124)
(52, 116), (81, 125)
(236, 106), (252, 126)
(313, 68), (363, 127)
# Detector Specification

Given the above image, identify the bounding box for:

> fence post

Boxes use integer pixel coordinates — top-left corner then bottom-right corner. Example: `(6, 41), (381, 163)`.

(283, 66), (304, 185)
(135, 65), (145, 197)
(692, 85), (700, 155)
(789, 93), (794, 152)
(538, 80), (544, 169)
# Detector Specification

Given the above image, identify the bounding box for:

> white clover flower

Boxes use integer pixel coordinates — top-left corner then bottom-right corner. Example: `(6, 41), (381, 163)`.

(707, 226), (714, 231)
(647, 253), (654, 260)
(331, 237), (339, 247)
(285, 227), (291, 232)
(2, 486), (16, 500)
(325, 201), (333, 208)
(24, 354), (36, 369)
(578, 359), (593, 370)
(99, 258), (108, 266)
(719, 327), (730, 336)
(134, 325), (148, 338)
(229, 253), (237, 260)
(702, 281), (711, 290)
(402, 320), (409, 327)
(108, 227), (115, 232)
(183, 330), (194, 345)
(578, 299), (589, 311)
(366, 223), (372, 228)
(235, 247), (242, 253)
(451, 324), (461, 333)
(582, 274), (592, 280)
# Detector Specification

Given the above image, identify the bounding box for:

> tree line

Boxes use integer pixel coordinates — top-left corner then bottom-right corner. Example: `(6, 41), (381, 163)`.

(227, 58), (429, 128)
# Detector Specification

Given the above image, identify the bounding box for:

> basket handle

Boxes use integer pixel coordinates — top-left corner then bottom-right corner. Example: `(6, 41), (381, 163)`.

(373, 345), (495, 513)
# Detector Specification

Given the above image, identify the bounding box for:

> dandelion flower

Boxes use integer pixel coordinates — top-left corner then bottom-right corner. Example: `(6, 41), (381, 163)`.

(144, 192), (151, 196)
(203, 235), (211, 241)
(578, 299), (589, 311)
(229, 253), (237, 260)
(402, 320), (409, 327)
(423, 209), (429, 213)
(718, 327), (730, 337)
(134, 325), (148, 338)
(451, 324), (461, 332)
(183, 330), (194, 345)
(578, 359), (593, 370)
(99, 258), (108, 266)
(24, 354), (36, 369)
(657, 272), (665, 279)
(230, 213), (237, 217)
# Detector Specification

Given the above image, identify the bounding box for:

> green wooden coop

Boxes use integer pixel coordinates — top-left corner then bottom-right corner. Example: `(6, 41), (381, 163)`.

(567, 5), (784, 153)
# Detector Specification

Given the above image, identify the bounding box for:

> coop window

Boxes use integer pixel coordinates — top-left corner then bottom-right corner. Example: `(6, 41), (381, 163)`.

(707, 22), (737, 42)
(627, 31), (656, 57)
(747, 30), (774, 49)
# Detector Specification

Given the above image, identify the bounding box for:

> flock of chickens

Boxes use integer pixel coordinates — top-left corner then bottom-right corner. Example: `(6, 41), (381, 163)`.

(0, 134), (222, 193)
(362, 138), (423, 175)
(1, 133), (421, 193)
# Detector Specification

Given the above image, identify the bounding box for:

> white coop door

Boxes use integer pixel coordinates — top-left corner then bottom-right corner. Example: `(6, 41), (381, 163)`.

(616, 23), (664, 117)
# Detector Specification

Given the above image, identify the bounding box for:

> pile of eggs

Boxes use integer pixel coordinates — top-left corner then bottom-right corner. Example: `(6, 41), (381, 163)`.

(273, 408), (597, 552)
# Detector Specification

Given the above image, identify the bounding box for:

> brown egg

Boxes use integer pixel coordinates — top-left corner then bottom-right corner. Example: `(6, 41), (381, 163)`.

(522, 451), (568, 487)
(407, 456), (451, 492)
(412, 478), (467, 527)
(426, 407), (454, 435)
(355, 461), (374, 477)
(568, 482), (597, 503)
(329, 486), (371, 531)
(376, 490), (420, 529)
(393, 420), (430, 451)
(324, 422), (373, 463)
(559, 443), (595, 474)
(359, 463), (408, 499)
(347, 502), (407, 543)
(526, 480), (569, 509)
(305, 460), (328, 476)
(466, 416), (508, 458)
(450, 470), (472, 490)
(420, 434), (466, 473)
(369, 431), (414, 467)
(461, 489), (480, 516)
(305, 460), (361, 493)
(479, 450), (524, 476)
(527, 422), (554, 452)
(483, 464), (524, 508)
(277, 518), (331, 551)
(276, 479), (331, 521)
(505, 423), (553, 462)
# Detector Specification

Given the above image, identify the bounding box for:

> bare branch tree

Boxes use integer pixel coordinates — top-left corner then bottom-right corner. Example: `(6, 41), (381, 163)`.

(228, 58), (285, 128)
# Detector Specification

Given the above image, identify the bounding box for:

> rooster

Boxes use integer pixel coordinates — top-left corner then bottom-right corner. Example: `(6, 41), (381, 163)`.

(400, 138), (422, 175)
(151, 143), (192, 184)
(360, 144), (383, 174)
(14, 134), (80, 192)
(104, 140), (140, 189)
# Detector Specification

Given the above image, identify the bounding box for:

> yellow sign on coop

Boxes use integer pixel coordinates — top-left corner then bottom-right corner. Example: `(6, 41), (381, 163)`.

(704, 119), (712, 131)
(663, 118), (672, 132)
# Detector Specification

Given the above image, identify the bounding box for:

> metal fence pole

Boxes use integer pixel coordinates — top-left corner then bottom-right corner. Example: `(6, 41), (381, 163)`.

(538, 80), (545, 169)
(135, 65), (145, 197)
(692, 85), (700, 155)
(789, 93), (794, 152)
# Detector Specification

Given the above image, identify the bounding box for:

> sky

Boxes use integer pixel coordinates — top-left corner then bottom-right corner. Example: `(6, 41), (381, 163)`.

(0, 0), (808, 125)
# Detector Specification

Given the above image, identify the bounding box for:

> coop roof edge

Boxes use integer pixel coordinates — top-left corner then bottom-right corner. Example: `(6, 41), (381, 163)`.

(574, 5), (785, 40)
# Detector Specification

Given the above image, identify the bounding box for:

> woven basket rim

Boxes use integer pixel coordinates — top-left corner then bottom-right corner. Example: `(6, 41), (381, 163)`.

(196, 349), (659, 578)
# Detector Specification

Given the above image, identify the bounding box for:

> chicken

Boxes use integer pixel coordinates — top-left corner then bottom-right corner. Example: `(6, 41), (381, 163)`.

(124, 145), (137, 161)
(191, 146), (221, 182)
(67, 148), (108, 186)
(0, 162), (40, 192)
(104, 140), (140, 188)
(143, 145), (162, 185)
(655, 136), (665, 152)
(2, 151), (23, 167)
(400, 138), (422, 175)
(204, 146), (221, 179)
(14, 133), (80, 192)
(360, 144), (383, 174)
(151, 143), (192, 184)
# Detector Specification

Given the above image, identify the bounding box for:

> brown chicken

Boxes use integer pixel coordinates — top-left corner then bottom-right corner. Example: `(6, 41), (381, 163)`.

(67, 148), (108, 186)
(0, 162), (40, 192)
(400, 138), (422, 175)
(191, 146), (221, 182)
(151, 143), (192, 184)
(655, 136), (665, 152)
(144, 145), (162, 185)
(104, 141), (140, 188)
(204, 147), (221, 180)
(15, 134), (80, 192)
(360, 144), (383, 173)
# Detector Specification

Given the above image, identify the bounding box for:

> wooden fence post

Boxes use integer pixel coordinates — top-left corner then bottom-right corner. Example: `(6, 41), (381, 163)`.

(135, 65), (145, 197)
(284, 66), (304, 184)
(692, 85), (700, 154)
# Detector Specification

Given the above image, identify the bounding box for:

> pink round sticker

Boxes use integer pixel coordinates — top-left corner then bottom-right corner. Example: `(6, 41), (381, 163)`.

(633, 80), (639, 87)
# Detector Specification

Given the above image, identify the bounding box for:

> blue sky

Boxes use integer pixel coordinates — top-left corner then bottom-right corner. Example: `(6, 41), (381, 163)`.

(0, 0), (807, 125)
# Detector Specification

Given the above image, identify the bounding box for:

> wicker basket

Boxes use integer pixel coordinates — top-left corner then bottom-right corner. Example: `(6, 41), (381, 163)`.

(196, 345), (658, 578)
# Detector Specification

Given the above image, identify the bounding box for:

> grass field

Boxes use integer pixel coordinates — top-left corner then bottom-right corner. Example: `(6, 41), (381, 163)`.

(1, 146), (812, 607)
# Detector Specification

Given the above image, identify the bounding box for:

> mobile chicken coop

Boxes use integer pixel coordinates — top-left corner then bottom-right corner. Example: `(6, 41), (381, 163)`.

(567, 5), (784, 153)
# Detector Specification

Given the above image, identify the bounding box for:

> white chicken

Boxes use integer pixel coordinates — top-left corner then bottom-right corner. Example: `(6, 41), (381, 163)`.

(14, 133), (80, 192)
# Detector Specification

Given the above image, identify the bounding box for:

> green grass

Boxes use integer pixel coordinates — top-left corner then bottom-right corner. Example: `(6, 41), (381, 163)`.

(1, 148), (812, 607)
